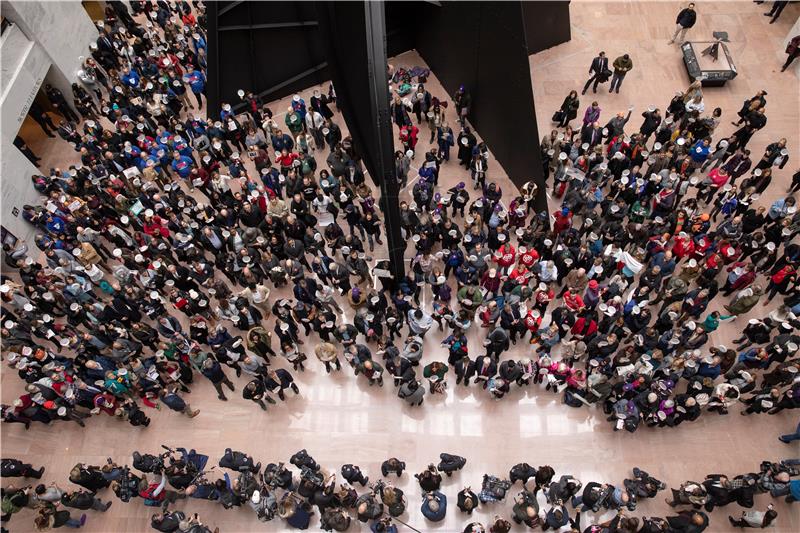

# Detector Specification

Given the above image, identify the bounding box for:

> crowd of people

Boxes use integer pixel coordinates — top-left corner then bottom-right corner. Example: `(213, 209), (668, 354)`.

(1, 0), (799, 531)
(3, 448), (798, 532)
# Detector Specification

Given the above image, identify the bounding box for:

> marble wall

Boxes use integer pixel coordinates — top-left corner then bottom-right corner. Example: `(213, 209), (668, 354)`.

(2, 1), (98, 90)
(0, 1), (98, 241)
(0, 23), (51, 241)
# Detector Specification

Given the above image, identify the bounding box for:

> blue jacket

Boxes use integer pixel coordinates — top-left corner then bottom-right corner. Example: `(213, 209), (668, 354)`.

(689, 140), (710, 163)
(120, 69), (140, 88)
(185, 70), (205, 93)
(171, 156), (194, 179)
(420, 491), (447, 522)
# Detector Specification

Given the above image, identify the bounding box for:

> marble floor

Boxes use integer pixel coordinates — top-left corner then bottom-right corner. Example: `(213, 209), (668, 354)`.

(3, 2), (800, 533)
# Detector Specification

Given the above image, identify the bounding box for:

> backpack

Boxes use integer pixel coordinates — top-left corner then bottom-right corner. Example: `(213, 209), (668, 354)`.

(1, 494), (22, 515)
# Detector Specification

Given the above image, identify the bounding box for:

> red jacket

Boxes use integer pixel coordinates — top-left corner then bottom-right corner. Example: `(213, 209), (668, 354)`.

(553, 212), (573, 234)
(519, 249), (539, 267)
(571, 317), (597, 337)
(772, 266), (796, 285)
(524, 310), (542, 332)
(672, 236), (694, 258)
(143, 217), (169, 238)
(495, 244), (516, 267)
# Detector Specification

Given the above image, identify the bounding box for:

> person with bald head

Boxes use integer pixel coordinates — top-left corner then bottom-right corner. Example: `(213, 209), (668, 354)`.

(355, 359), (384, 387)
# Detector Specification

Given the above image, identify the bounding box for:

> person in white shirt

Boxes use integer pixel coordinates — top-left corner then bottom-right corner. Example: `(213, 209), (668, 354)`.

(728, 504), (777, 528)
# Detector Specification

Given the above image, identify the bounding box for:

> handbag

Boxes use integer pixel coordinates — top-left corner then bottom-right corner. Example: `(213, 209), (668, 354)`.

(552, 110), (565, 123)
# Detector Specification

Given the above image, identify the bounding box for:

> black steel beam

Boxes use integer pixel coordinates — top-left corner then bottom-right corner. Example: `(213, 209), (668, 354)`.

(364, 0), (405, 280)
(315, 0), (405, 279)
(218, 21), (319, 32)
(206, 1), (220, 119)
(217, 1), (243, 17)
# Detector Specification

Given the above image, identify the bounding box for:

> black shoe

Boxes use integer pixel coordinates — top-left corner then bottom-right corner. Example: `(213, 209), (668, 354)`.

(218, 395), (227, 401)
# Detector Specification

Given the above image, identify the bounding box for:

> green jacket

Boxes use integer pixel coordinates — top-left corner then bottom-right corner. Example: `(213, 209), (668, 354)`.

(613, 56), (633, 73)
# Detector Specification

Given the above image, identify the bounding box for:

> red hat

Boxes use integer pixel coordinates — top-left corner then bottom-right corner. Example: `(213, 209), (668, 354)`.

(588, 280), (599, 289)
(43, 400), (56, 410)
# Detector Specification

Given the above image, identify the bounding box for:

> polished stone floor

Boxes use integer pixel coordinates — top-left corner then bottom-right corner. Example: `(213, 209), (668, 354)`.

(3, 2), (800, 532)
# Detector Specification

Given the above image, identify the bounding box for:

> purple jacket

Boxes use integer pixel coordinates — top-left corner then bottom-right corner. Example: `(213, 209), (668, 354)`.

(583, 106), (601, 126)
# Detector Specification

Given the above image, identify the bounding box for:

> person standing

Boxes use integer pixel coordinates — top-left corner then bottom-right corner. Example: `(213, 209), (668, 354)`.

(639, 107), (662, 143)
(669, 3), (697, 45)
(728, 504), (778, 528)
(13, 135), (40, 165)
(200, 357), (236, 401)
(554, 91), (580, 128)
(44, 84), (80, 123)
(581, 51), (609, 95)
(782, 35), (800, 72)
(765, 1), (788, 24)
(609, 54), (633, 94)
(28, 102), (57, 137)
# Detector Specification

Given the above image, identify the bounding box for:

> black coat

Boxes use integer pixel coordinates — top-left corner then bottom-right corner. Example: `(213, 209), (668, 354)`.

(589, 56), (609, 76)
(676, 8), (697, 28)
(559, 96), (580, 121)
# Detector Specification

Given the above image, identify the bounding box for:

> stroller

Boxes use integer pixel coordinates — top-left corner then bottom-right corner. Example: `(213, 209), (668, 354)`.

(479, 474), (512, 503)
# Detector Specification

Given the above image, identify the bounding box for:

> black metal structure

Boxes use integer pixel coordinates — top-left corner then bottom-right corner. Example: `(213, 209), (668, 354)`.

(206, 1), (329, 114)
(206, 1), (416, 115)
(413, 1), (548, 212)
(314, 1), (407, 279)
(522, 1), (572, 54)
(206, 1), (569, 267)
